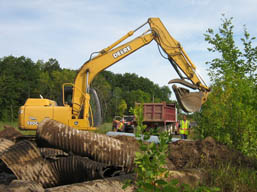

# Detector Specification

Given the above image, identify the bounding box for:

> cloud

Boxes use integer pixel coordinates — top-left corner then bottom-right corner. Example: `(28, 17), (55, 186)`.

(0, 0), (256, 92)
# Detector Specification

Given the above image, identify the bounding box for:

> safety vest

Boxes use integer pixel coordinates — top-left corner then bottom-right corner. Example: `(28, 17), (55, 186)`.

(118, 122), (124, 131)
(180, 120), (189, 135)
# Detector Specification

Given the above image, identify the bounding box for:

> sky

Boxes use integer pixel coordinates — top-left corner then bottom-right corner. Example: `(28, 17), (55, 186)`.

(1, 0), (256, 95)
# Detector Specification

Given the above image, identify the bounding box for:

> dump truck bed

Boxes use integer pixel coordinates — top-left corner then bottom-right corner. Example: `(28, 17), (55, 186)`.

(142, 102), (176, 123)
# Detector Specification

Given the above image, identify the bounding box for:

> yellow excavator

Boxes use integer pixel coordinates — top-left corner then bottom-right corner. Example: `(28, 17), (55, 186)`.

(18, 17), (210, 131)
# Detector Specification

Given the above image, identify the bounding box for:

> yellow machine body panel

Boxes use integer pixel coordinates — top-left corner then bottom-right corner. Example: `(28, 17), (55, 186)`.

(24, 98), (57, 106)
(19, 98), (96, 130)
(19, 98), (68, 130)
(68, 119), (96, 131)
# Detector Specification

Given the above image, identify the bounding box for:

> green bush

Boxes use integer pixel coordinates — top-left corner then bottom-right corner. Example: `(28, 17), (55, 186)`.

(194, 15), (257, 158)
(125, 105), (219, 192)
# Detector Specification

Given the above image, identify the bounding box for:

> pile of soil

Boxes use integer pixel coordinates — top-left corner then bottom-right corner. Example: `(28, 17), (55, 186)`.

(113, 135), (140, 149)
(168, 136), (255, 169)
(113, 135), (255, 170)
(0, 126), (23, 141)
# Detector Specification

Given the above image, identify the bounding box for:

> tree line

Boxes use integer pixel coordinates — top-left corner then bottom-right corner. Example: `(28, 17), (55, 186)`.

(0, 56), (173, 122)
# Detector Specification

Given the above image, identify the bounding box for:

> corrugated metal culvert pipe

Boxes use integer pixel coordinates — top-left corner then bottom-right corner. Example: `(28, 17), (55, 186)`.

(0, 138), (14, 153)
(0, 140), (60, 188)
(37, 118), (137, 173)
(50, 155), (123, 185)
(39, 147), (69, 159)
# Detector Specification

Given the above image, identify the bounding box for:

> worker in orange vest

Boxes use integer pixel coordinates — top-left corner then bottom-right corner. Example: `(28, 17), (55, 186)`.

(179, 115), (190, 139)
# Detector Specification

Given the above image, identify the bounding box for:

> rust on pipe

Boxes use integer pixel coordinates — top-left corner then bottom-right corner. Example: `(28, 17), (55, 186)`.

(50, 156), (123, 185)
(0, 140), (60, 188)
(39, 147), (69, 159)
(45, 174), (135, 192)
(0, 138), (15, 153)
(37, 118), (137, 172)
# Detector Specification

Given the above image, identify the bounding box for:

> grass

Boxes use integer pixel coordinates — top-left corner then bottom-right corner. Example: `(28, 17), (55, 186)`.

(95, 122), (113, 134)
(205, 163), (257, 192)
(190, 127), (257, 192)
(0, 121), (18, 131)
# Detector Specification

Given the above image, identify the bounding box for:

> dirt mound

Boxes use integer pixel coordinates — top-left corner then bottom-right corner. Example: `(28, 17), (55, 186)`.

(112, 135), (255, 170)
(113, 135), (140, 149)
(0, 126), (23, 141)
(168, 136), (254, 169)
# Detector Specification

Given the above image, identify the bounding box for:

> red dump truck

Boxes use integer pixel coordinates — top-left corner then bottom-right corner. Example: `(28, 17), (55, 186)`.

(138, 102), (177, 133)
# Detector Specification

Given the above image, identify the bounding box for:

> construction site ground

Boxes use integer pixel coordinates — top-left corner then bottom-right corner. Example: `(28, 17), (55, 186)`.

(0, 123), (256, 192)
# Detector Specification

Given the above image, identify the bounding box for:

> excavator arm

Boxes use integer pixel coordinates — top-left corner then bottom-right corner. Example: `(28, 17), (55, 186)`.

(148, 18), (210, 112)
(72, 17), (210, 121)
(71, 32), (155, 120)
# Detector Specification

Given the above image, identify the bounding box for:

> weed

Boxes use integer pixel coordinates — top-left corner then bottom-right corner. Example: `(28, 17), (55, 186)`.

(206, 163), (257, 192)
(94, 122), (112, 134)
(124, 105), (219, 192)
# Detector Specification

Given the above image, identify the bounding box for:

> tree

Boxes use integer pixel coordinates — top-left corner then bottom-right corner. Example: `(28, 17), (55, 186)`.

(117, 99), (127, 116)
(51, 69), (76, 103)
(36, 59), (77, 101)
(123, 89), (151, 110)
(194, 15), (257, 157)
(112, 87), (123, 116)
(42, 58), (61, 74)
(95, 70), (173, 121)
(91, 73), (112, 120)
(0, 56), (41, 121)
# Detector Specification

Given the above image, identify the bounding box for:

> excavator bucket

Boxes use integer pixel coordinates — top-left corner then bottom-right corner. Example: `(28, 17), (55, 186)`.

(172, 85), (204, 113)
